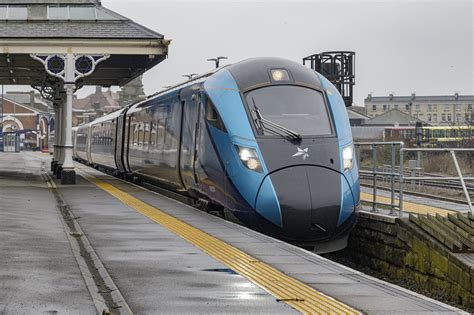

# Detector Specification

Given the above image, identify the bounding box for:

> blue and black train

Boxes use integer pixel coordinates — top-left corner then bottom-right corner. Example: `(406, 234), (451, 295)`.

(73, 57), (360, 252)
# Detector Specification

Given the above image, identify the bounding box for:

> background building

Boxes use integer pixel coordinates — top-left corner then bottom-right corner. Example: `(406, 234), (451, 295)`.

(364, 93), (474, 125)
(0, 96), (52, 151)
(347, 108), (369, 126)
(73, 77), (146, 125)
(73, 87), (121, 125)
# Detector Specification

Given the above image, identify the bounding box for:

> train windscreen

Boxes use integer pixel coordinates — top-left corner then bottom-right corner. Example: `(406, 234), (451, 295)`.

(245, 85), (333, 137)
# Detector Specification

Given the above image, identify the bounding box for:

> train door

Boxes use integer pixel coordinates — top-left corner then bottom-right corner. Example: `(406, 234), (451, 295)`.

(179, 90), (203, 190)
(86, 125), (92, 163)
(124, 115), (132, 172)
(115, 112), (127, 172)
(72, 129), (76, 157)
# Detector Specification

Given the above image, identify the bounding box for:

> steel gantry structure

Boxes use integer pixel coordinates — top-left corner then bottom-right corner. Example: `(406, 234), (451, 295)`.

(0, 0), (169, 183)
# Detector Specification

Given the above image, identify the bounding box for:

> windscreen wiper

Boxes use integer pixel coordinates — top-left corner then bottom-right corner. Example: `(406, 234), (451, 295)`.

(251, 98), (302, 141)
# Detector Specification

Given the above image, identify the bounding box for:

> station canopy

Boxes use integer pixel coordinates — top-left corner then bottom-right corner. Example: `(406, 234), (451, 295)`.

(0, 0), (169, 87)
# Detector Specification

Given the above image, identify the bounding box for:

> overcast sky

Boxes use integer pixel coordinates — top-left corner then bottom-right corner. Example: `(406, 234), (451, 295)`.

(8, 0), (474, 106)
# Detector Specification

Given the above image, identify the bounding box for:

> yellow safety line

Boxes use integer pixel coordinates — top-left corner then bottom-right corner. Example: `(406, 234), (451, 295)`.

(77, 169), (360, 315)
(361, 192), (454, 216)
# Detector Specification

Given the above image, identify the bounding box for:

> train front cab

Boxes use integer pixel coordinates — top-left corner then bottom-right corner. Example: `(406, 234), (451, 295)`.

(204, 58), (360, 251)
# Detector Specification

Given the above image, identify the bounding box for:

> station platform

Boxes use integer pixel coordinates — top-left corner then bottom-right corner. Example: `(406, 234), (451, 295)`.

(360, 186), (470, 216)
(0, 151), (468, 314)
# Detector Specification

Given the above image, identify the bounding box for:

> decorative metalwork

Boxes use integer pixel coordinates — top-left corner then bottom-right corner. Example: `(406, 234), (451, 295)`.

(47, 56), (66, 75)
(30, 54), (109, 84)
(31, 71), (63, 103)
(75, 56), (94, 75)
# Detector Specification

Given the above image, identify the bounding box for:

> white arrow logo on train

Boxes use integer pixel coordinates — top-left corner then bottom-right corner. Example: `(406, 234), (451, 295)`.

(292, 147), (309, 160)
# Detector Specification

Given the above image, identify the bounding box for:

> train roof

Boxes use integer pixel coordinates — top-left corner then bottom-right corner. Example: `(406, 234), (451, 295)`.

(226, 57), (322, 92)
(86, 107), (124, 126)
(146, 67), (223, 100)
(80, 57), (325, 127)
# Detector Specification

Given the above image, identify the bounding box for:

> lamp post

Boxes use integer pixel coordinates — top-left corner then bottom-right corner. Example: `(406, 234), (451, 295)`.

(207, 56), (228, 68)
(182, 74), (198, 80)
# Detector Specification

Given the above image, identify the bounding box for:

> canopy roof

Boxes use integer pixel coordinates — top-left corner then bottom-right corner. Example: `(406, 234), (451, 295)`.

(0, 0), (169, 86)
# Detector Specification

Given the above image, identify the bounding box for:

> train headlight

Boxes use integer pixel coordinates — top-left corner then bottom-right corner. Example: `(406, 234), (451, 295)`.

(235, 145), (263, 173)
(270, 69), (290, 81)
(343, 145), (354, 171)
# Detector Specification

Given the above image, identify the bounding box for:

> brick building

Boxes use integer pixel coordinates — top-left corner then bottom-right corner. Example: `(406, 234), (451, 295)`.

(72, 77), (146, 126)
(0, 96), (52, 150)
(73, 86), (121, 125)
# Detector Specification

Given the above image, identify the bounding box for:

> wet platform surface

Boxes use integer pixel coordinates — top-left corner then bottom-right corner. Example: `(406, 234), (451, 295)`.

(0, 153), (96, 314)
(0, 151), (468, 314)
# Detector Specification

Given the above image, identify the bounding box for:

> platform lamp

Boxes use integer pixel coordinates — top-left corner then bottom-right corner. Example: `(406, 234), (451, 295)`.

(182, 74), (198, 80)
(207, 56), (228, 68)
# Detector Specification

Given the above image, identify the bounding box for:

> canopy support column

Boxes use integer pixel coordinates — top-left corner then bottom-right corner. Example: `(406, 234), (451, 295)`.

(51, 104), (59, 172)
(55, 103), (64, 175)
(56, 94), (67, 179)
(60, 83), (76, 184)
(31, 53), (109, 184)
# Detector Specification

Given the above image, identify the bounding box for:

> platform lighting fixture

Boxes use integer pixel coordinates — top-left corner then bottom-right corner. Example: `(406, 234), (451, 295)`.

(182, 74), (198, 79)
(207, 56), (228, 68)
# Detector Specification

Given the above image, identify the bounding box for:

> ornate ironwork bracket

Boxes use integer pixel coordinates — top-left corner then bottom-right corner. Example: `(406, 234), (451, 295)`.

(30, 54), (109, 85)
(31, 71), (62, 103)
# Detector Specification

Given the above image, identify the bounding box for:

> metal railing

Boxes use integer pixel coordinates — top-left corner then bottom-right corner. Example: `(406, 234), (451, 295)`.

(356, 142), (474, 215)
(355, 141), (404, 215)
(399, 148), (474, 214)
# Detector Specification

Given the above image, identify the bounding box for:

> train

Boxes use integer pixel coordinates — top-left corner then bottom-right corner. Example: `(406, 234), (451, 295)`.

(384, 126), (474, 146)
(73, 57), (360, 252)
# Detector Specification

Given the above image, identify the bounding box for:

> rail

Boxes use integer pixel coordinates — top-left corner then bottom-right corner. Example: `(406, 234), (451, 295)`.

(355, 141), (404, 215)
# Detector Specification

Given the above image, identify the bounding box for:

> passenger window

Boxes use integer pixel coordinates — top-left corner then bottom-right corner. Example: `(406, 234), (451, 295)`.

(164, 119), (169, 145)
(138, 124), (143, 146)
(149, 122), (155, 146)
(133, 123), (138, 146)
(206, 99), (226, 132)
(143, 123), (149, 146)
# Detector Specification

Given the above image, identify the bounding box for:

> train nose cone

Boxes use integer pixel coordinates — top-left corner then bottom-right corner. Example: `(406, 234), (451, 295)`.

(256, 166), (342, 240)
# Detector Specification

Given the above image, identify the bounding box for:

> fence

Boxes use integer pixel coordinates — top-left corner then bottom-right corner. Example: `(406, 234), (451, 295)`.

(355, 141), (403, 215)
(355, 142), (474, 215)
(400, 148), (474, 213)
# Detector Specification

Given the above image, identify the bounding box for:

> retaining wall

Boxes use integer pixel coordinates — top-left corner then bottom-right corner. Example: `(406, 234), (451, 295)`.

(338, 211), (473, 310)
